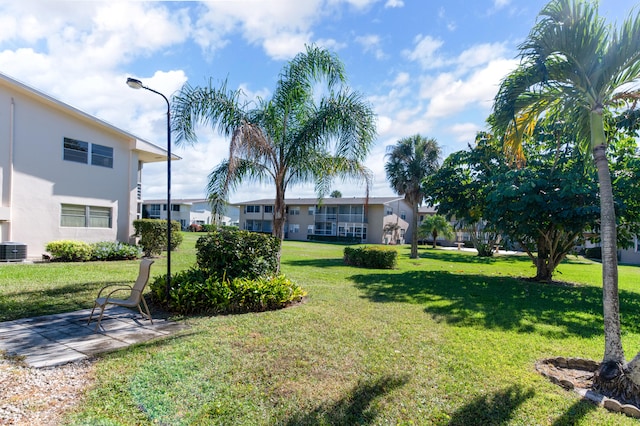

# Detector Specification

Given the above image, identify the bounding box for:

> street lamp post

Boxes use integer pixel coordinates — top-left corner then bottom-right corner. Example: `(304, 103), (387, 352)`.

(126, 77), (172, 299)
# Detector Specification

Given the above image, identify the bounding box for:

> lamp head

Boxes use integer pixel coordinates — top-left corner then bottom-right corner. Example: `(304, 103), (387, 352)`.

(126, 77), (144, 89)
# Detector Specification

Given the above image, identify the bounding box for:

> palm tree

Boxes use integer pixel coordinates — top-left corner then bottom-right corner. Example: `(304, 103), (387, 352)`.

(419, 215), (454, 249)
(330, 190), (342, 198)
(385, 135), (441, 258)
(383, 221), (401, 244)
(491, 0), (640, 394)
(171, 45), (376, 243)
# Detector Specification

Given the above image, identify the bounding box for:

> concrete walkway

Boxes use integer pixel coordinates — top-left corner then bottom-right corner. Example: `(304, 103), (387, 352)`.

(0, 307), (186, 368)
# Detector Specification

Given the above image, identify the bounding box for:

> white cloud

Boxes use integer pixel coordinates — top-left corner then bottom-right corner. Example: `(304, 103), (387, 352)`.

(448, 123), (482, 143)
(195, 0), (326, 60)
(402, 34), (445, 69)
(385, 0), (404, 8)
(355, 34), (386, 60)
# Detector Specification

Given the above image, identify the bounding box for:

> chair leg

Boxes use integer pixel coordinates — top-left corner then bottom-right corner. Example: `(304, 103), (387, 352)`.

(139, 298), (153, 324)
(94, 305), (107, 331)
(87, 303), (97, 325)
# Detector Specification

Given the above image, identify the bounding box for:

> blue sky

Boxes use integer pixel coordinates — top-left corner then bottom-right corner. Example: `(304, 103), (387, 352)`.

(0, 0), (637, 203)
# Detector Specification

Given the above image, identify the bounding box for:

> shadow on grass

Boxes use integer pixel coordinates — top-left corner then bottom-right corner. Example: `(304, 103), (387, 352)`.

(283, 375), (409, 425)
(350, 270), (640, 338)
(551, 399), (598, 426)
(0, 281), (112, 322)
(447, 385), (535, 425)
(282, 257), (346, 268)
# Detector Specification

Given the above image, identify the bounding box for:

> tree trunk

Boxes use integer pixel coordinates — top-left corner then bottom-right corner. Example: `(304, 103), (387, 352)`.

(410, 201), (419, 258)
(272, 183), (286, 272)
(590, 110), (626, 392)
(432, 231), (437, 249)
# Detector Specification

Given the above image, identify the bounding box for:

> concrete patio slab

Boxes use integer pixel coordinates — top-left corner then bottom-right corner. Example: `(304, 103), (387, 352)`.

(0, 306), (187, 368)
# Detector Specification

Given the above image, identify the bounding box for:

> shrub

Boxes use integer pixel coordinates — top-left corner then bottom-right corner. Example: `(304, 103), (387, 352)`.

(344, 246), (397, 269)
(195, 228), (280, 280)
(90, 241), (142, 261)
(584, 247), (602, 260)
(133, 219), (182, 257)
(46, 240), (93, 262)
(150, 269), (306, 315)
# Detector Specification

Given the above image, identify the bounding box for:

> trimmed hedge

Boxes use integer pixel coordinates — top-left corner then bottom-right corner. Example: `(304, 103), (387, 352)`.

(45, 240), (93, 262)
(90, 241), (142, 261)
(133, 219), (183, 257)
(195, 227), (280, 280)
(150, 270), (306, 315)
(344, 246), (398, 269)
(45, 240), (141, 262)
(584, 247), (602, 260)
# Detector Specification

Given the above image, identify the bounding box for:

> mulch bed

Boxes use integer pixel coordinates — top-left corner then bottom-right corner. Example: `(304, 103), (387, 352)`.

(536, 357), (640, 419)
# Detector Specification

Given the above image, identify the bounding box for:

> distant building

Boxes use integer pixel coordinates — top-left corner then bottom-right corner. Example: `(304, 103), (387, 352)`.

(0, 72), (173, 259)
(142, 198), (239, 230)
(235, 197), (413, 244)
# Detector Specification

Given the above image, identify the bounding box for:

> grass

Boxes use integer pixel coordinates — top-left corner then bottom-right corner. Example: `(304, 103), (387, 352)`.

(2, 233), (640, 424)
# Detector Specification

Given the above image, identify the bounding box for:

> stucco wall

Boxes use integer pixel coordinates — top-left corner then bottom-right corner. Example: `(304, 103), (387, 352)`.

(0, 83), (139, 258)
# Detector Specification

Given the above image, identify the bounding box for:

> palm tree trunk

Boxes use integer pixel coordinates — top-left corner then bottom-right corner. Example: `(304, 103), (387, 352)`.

(591, 111), (624, 366)
(410, 202), (419, 258)
(273, 184), (286, 241)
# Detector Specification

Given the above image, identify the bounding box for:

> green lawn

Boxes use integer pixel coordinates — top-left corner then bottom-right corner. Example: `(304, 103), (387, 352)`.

(2, 233), (640, 425)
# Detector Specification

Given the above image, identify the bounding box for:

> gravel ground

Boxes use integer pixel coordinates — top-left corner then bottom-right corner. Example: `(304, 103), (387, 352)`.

(0, 358), (95, 425)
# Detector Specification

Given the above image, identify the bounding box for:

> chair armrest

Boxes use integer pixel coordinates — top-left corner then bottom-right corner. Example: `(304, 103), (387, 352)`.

(96, 284), (133, 299)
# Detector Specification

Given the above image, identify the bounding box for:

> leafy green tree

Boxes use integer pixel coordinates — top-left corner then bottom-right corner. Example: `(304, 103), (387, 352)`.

(330, 190), (342, 198)
(423, 133), (504, 257)
(485, 124), (600, 281)
(490, 0), (640, 393)
(418, 215), (454, 249)
(171, 45), (376, 244)
(385, 134), (441, 258)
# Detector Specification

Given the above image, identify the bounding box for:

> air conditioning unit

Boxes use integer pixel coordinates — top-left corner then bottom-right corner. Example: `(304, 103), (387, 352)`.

(0, 242), (27, 261)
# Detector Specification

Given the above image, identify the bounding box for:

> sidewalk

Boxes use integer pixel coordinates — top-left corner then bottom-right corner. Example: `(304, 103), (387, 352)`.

(0, 307), (186, 368)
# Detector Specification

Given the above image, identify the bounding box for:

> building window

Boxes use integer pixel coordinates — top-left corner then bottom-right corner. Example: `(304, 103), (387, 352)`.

(171, 204), (180, 212)
(264, 205), (273, 213)
(308, 225), (314, 234)
(63, 138), (88, 164)
(308, 207), (315, 215)
(148, 204), (161, 218)
(289, 207), (300, 215)
(63, 138), (113, 168)
(400, 211), (407, 220)
(91, 144), (114, 168)
(61, 204), (111, 228)
(385, 207), (393, 216)
(289, 224), (300, 233)
(246, 205), (261, 213)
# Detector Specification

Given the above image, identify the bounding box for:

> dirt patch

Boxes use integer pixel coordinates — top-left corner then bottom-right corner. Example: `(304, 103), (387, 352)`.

(536, 357), (640, 419)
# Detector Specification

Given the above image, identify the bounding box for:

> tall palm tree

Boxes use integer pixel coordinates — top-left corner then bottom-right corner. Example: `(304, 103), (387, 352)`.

(171, 45), (376, 243)
(385, 135), (441, 258)
(491, 0), (640, 394)
(418, 214), (454, 249)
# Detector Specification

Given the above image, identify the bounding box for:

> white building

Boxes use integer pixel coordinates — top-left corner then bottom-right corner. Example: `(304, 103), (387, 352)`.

(142, 198), (240, 230)
(0, 72), (174, 260)
(236, 197), (412, 244)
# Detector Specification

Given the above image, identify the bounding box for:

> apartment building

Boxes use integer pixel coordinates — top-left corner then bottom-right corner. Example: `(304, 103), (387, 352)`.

(236, 197), (413, 244)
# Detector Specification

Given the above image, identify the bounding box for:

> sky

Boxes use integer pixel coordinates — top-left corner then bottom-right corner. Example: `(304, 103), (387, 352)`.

(0, 0), (637, 204)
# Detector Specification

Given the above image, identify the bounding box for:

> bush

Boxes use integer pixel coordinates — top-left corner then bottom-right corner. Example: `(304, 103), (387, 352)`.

(90, 241), (142, 261)
(344, 246), (398, 269)
(45, 240), (93, 262)
(133, 219), (182, 257)
(584, 247), (602, 259)
(150, 269), (306, 315)
(195, 228), (280, 280)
